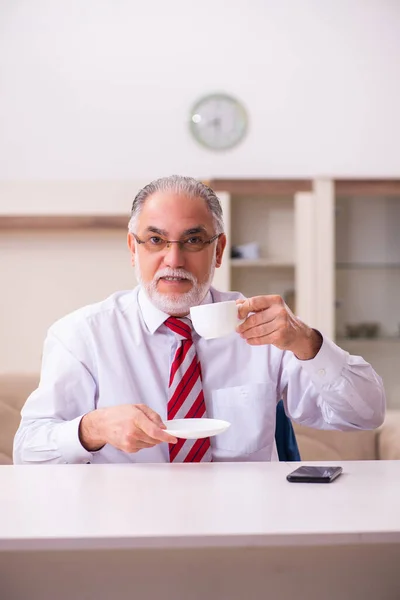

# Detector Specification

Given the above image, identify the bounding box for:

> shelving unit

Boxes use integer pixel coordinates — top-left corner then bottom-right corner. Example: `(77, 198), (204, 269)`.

(335, 193), (400, 340)
(0, 215), (127, 230)
(213, 178), (400, 408)
(211, 185), (300, 304)
(333, 185), (400, 409)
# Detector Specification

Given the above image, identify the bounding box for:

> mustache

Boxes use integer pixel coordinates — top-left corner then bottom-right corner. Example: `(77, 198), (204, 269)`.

(154, 268), (197, 284)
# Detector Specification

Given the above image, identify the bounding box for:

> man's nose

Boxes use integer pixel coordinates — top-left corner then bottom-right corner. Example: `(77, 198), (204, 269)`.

(163, 242), (185, 268)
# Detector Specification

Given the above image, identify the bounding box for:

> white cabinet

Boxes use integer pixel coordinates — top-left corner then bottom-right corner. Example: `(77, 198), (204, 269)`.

(335, 194), (400, 339)
(213, 190), (295, 298)
(215, 191), (296, 297)
(332, 182), (400, 409)
(213, 183), (334, 335)
(213, 178), (400, 408)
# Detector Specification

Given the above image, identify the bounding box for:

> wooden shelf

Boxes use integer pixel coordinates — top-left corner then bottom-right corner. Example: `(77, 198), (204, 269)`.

(208, 179), (312, 196)
(336, 263), (400, 269)
(0, 215), (128, 230)
(209, 179), (400, 198)
(230, 258), (294, 268)
(337, 337), (400, 344)
(335, 179), (400, 196)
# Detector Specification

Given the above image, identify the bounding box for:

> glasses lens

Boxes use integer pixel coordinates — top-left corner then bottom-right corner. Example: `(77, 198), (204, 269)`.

(143, 236), (168, 252)
(183, 238), (207, 252)
(139, 234), (215, 252)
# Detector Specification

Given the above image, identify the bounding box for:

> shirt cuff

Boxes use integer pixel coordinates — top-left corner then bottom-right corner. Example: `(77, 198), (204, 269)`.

(54, 415), (94, 464)
(297, 334), (348, 386)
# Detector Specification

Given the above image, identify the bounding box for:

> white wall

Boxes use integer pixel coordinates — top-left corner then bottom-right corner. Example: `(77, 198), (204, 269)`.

(0, 0), (400, 180)
(0, 229), (135, 371)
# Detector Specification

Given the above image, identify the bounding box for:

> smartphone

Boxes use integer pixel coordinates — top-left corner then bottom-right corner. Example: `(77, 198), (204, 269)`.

(286, 465), (343, 483)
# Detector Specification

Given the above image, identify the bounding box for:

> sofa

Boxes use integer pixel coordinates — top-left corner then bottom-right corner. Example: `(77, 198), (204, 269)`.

(1, 374), (400, 464)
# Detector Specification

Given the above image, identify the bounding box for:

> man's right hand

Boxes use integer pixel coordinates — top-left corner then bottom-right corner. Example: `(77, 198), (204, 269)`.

(79, 404), (178, 453)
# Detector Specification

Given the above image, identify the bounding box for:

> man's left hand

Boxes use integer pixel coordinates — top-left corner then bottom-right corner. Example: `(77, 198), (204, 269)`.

(236, 295), (322, 360)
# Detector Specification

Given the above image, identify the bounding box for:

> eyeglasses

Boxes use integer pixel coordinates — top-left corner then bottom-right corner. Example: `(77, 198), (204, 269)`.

(133, 233), (221, 253)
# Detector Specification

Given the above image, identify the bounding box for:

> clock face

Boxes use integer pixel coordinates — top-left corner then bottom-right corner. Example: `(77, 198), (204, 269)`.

(189, 93), (248, 151)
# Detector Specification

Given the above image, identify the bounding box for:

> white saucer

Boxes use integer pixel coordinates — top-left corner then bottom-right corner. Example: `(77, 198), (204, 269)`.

(164, 418), (231, 439)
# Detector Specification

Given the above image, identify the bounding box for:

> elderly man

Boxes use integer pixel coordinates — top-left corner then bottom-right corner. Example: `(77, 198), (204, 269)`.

(13, 175), (385, 464)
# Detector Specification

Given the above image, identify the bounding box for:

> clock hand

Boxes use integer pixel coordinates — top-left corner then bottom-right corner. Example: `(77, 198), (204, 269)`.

(207, 117), (221, 129)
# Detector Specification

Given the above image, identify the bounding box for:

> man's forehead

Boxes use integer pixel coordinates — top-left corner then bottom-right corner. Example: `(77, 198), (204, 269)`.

(137, 191), (213, 227)
(141, 190), (208, 209)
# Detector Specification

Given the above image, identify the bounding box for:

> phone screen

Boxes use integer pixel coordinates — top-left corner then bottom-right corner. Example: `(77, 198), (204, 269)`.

(286, 466), (343, 483)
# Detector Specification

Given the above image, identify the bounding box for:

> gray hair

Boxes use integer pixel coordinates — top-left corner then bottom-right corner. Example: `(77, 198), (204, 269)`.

(128, 175), (224, 235)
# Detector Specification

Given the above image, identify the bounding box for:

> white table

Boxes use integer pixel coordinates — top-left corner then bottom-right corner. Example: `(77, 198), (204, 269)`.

(1, 461), (400, 599)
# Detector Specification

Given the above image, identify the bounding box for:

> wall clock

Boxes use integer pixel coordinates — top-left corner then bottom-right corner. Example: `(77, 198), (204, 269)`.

(189, 93), (248, 151)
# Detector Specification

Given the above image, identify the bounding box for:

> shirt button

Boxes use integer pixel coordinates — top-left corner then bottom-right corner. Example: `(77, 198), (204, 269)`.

(318, 369), (326, 377)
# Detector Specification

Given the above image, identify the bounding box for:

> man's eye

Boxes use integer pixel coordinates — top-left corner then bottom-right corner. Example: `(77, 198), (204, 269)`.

(149, 236), (165, 245)
(186, 236), (204, 245)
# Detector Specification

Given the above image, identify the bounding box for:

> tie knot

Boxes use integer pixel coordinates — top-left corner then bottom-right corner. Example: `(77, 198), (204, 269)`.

(165, 317), (192, 340)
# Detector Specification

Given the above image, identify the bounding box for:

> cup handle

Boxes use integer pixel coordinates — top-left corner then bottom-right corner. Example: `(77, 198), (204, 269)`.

(236, 307), (246, 326)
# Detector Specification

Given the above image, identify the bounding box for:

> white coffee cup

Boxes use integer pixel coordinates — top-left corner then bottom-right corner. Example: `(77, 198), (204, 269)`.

(190, 300), (244, 340)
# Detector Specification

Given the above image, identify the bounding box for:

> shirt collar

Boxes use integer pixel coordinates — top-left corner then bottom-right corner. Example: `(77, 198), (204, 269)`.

(138, 286), (213, 334)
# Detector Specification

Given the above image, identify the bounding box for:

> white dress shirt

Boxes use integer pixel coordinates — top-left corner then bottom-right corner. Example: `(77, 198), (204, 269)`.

(13, 286), (386, 464)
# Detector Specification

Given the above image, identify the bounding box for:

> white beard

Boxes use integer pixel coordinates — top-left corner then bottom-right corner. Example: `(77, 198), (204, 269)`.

(135, 252), (216, 315)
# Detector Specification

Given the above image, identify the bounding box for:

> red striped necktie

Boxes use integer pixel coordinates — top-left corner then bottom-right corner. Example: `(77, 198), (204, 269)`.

(164, 316), (212, 463)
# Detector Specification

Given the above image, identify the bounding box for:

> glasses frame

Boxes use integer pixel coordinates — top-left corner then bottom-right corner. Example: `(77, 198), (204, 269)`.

(132, 232), (222, 253)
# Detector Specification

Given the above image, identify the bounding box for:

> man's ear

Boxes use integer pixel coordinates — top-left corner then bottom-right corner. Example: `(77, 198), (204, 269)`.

(215, 233), (227, 268)
(127, 233), (136, 266)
